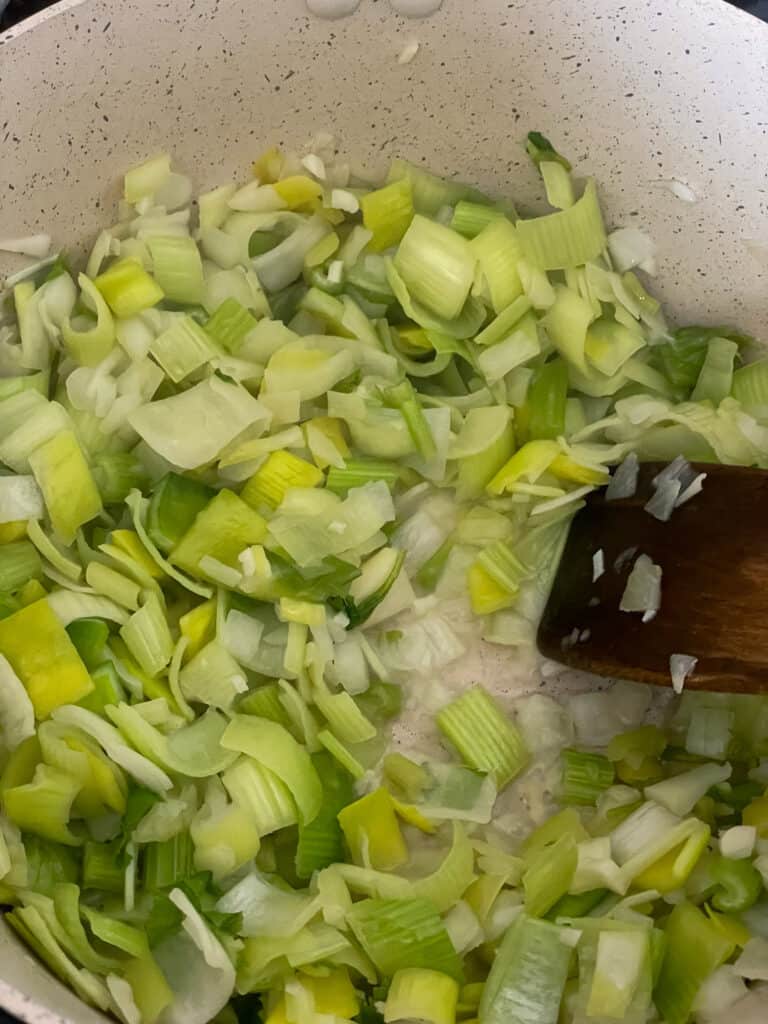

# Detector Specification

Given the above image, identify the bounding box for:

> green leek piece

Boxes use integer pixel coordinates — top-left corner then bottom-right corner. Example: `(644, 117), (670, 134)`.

(170, 489), (267, 578)
(380, 379), (436, 460)
(653, 902), (734, 1024)
(295, 752), (355, 879)
(82, 840), (124, 893)
(606, 725), (667, 767)
(523, 833), (577, 918)
(6, 904), (109, 1010)
(221, 715), (322, 826)
(384, 968), (459, 1024)
(415, 536), (453, 591)
(144, 832), (195, 890)
(732, 358), (768, 408)
(540, 161), (574, 210)
(451, 201), (506, 239)
(119, 593), (173, 678)
(361, 178), (415, 252)
(546, 888), (607, 921)
(238, 683), (292, 729)
(453, 406), (515, 501)
(65, 619), (109, 671)
(81, 905), (148, 958)
(516, 178), (605, 270)
(146, 235), (205, 305)
(0, 598), (93, 717)
(691, 337), (739, 404)
(471, 218), (523, 314)
(317, 729), (366, 780)
(124, 153), (171, 203)
(149, 314), (215, 383)
(3, 764), (82, 845)
(92, 452), (147, 505)
(241, 450), (324, 512)
(28, 430), (102, 544)
(94, 259), (164, 317)
(122, 954), (173, 1024)
(561, 749), (615, 806)
(85, 562), (141, 612)
(383, 753), (430, 801)
(0, 540), (42, 592)
(394, 215), (475, 321)
(476, 540), (529, 594)
(474, 295), (533, 347)
(147, 472), (216, 554)
(478, 914), (572, 1024)
(655, 324), (748, 393)
(541, 285), (593, 373)
(522, 808), (589, 860)
(437, 685), (528, 787)
(527, 359), (569, 440)
(347, 898), (463, 981)
(709, 855), (762, 913)
(387, 157), (488, 216)
(204, 297), (259, 354)
(221, 757), (298, 836)
(338, 788), (408, 871)
(61, 274), (116, 367)
(585, 318), (645, 377)
(326, 458), (401, 494)
(525, 131), (572, 171)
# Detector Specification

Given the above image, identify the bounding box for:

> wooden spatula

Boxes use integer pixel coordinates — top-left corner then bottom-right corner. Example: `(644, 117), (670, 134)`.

(538, 462), (768, 693)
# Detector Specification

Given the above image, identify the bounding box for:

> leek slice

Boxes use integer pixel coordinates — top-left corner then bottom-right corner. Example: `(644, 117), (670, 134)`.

(516, 178), (606, 270)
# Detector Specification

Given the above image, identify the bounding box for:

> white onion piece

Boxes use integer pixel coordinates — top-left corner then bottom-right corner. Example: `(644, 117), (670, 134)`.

(398, 39), (420, 64)
(720, 825), (756, 861)
(620, 554), (662, 618)
(390, 0), (443, 15)
(592, 549), (605, 582)
(669, 653), (698, 695)
(734, 938), (768, 981)
(605, 452), (639, 500)
(0, 234), (52, 258)
(644, 477), (681, 522)
(306, 0), (361, 18)
(676, 472), (706, 507)
(607, 227), (657, 276)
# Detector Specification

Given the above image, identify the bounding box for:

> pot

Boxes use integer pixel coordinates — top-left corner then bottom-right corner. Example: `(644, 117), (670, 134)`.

(0, 1), (766, 1021)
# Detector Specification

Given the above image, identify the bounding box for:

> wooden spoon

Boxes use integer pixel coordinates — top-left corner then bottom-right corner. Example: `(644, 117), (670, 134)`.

(538, 462), (768, 693)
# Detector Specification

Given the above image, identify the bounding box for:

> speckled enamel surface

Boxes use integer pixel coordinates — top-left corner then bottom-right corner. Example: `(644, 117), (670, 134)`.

(0, 1), (766, 1021)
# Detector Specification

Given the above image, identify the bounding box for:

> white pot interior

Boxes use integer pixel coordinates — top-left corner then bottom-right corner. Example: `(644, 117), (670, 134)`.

(0, 0), (766, 1020)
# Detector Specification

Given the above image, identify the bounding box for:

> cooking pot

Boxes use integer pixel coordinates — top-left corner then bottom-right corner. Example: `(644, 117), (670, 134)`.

(0, 0), (766, 1020)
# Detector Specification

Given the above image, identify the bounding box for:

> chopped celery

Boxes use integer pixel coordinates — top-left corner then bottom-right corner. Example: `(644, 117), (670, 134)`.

(348, 898), (463, 981)
(516, 178), (606, 270)
(479, 914), (572, 1024)
(654, 903), (733, 1024)
(394, 216), (475, 321)
(204, 298), (259, 354)
(561, 749), (615, 805)
(527, 359), (569, 440)
(437, 686), (528, 787)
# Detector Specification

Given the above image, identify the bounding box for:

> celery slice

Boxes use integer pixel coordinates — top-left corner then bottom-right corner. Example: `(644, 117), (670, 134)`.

(348, 898), (463, 981)
(654, 903), (733, 1024)
(478, 914), (572, 1024)
(437, 685), (528, 787)
(516, 178), (606, 270)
